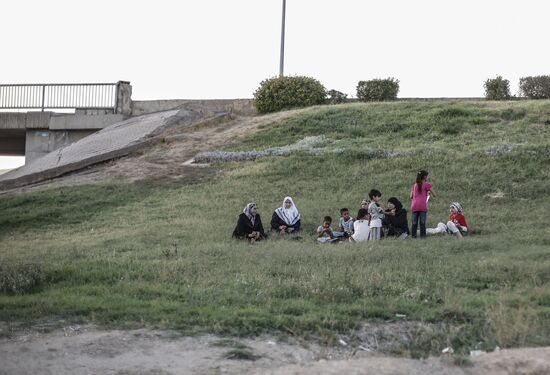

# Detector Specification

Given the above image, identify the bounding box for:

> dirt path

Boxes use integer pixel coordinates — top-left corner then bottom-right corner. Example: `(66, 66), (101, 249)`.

(267, 346), (550, 375)
(0, 326), (327, 375)
(1, 327), (549, 375)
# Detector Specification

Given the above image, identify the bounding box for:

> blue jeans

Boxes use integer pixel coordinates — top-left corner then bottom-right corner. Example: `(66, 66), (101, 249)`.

(411, 211), (427, 238)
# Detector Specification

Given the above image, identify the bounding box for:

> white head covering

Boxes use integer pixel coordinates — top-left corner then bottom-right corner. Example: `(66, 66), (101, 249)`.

(243, 203), (257, 224)
(450, 202), (463, 214)
(275, 196), (301, 226)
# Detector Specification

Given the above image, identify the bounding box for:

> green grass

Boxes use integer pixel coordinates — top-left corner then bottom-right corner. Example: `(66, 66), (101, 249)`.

(1, 100), (549, 357)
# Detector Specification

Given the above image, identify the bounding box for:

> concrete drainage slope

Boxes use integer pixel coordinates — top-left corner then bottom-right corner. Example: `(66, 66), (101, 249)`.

(0, 109), (204, 191)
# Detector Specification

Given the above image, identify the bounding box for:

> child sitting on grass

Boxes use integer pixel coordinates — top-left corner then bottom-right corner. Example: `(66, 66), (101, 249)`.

(427, 202), (468, 239)
(368, 189), (385, 241)
(317, 216), (337, 243)
(351, 208), (370, 242)
(338, 208), (354, 238)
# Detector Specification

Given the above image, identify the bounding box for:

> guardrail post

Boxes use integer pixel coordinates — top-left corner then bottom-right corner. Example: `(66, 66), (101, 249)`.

(41, 85), (46, 112)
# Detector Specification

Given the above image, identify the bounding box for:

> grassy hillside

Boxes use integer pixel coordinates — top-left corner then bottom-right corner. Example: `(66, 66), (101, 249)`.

(1, 100), (549, 357)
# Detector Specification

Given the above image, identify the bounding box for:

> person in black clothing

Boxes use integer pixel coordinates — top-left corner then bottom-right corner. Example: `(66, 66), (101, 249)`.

(233, 203), (267, 243)
(271, 196), (301, 235)
(383, 197), (410, 239)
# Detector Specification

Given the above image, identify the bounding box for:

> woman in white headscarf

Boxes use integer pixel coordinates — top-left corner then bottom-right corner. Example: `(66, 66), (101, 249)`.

(232, 202), (266, 243)
(271, 196), (301, 235)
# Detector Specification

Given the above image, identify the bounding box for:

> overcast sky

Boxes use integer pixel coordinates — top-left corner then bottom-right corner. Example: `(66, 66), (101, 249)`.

(1, 0), (549, 169)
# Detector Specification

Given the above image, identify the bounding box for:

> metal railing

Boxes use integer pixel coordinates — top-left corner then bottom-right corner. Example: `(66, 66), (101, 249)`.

(0, 83), (120, 113)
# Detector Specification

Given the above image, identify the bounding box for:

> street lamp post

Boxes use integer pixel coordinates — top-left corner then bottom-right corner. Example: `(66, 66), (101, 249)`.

(279, 0), (286, 77)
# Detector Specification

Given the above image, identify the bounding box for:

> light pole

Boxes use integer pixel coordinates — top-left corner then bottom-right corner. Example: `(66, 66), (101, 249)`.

(279, 0), (286, 77)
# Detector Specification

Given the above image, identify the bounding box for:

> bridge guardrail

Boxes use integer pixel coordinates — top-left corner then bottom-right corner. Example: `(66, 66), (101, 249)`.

(0, 82), (126, 113)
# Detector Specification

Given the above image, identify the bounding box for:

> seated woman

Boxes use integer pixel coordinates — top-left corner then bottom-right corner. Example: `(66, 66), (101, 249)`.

(427, 202), (468, 239)
(271, 196), (301, 235)
(232, 203), (267, 243)
(382, 197), (410, 239)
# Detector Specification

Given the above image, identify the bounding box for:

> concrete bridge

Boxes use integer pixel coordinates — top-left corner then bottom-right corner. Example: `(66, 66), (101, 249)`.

(0, 111), (131, 162)
(0, 81), (255, 164)
(0, 82), (133, 163)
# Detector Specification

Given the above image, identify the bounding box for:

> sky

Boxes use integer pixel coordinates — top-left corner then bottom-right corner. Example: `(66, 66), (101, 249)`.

(1, 0), (549, 169)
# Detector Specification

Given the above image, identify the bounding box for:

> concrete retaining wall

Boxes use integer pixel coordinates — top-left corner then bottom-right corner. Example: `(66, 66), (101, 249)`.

(131, 99), (256, 117)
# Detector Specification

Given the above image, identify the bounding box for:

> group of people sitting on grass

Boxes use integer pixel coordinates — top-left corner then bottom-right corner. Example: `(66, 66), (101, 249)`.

(232, 170), (468, 244)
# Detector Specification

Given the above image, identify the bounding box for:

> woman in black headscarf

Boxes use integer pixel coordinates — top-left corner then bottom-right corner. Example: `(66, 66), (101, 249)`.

(232, 203), (267, 243)
(383, 197), (410, 239)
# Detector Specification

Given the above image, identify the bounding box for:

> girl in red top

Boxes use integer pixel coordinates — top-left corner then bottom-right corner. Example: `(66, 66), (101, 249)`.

(427, 202), (469, 238)
(447, 202), (468, 238)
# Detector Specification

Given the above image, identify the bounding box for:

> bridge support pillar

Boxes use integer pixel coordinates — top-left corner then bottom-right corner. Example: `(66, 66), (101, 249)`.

(25, 129), (95, 163)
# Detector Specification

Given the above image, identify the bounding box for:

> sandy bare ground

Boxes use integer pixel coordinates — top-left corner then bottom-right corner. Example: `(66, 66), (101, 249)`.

(267, 347), (550, 375)
(1, 326), (549, 375)
(0, 326), (327, 375)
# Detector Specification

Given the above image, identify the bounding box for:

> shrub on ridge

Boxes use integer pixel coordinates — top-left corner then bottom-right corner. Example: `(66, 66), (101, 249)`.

(356, 78), (399, 102)
(519, 76), (550, 99)
(253, 76), (326, 113)
(484, 76), (511, 100)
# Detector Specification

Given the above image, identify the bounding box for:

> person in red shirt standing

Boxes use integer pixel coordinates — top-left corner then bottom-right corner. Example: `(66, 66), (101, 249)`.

(447, 202), (468, 239)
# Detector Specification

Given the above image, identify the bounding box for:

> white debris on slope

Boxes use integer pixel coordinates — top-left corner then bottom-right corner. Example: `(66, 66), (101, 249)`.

(485, 144), (521, 155)
(193, 136), (327, 163)
(485, 143), (550, 157)
(193, 136), (411, 164)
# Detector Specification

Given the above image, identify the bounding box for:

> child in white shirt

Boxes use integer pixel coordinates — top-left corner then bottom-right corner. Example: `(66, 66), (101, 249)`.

(351, 208), (370, 242)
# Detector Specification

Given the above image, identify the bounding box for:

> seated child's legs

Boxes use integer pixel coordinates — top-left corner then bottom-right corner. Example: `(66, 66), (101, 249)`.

(446, 221), (460, 234)
(427, 222), (447, 235)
